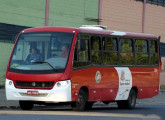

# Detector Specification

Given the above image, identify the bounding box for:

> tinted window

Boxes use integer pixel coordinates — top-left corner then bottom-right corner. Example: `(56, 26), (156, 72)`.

(120, 38), (134, 65)
(102, 37), (118, 65)
(120, 39), (133, 52)
(135, 39), (149, 65)
(73, 34), (90, 68)
(150, 40), (158, 65)
(91, 36), (102, 65)
(91, 36), (101, 50)
(102, 37), (117, 51)
(136, 53), (149, 65)
(136, 40), (148, 52)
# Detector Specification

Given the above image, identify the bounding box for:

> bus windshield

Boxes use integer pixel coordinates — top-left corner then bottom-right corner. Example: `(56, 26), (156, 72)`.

(9, 32), (74, 74)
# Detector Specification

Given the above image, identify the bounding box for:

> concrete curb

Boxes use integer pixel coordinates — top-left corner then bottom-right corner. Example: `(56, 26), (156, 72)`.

(160, 89), (165, 92)
(0, 106), (20, 109)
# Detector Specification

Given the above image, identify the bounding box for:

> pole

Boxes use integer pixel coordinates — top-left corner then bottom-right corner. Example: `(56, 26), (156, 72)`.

(98, 0), (102, 25)
(45, 0), (49, 26)
(142, 0), (146, 33)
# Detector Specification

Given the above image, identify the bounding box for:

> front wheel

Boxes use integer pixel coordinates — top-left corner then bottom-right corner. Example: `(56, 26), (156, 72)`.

(117, 89), (137, 109)
(19, 101), (34, 110)
(71, 89), (88, 111)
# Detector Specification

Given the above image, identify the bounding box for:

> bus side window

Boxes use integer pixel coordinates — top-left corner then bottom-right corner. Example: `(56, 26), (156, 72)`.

(73, 35), (90, 68)
(120, 38), (134, 65)
(91, 36), (102, 65)
(150, 40), (158, 65)
(102, 37), (118, 65)
(135, 39), (149, 65)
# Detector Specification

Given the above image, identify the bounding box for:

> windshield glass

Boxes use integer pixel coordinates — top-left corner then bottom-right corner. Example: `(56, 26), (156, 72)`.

(9, 32), (74, 74)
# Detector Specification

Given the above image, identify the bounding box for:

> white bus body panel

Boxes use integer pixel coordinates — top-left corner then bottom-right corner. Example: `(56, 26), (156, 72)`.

(5, 79), (71, 102)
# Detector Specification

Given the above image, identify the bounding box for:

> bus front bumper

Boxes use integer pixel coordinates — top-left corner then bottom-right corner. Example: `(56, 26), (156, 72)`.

(5, 79), (71, 102)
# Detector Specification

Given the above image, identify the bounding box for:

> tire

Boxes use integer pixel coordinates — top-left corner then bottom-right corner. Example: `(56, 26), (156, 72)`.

(86, 102), (93, 110)
(71, 89), (88, 111)
(117, 89), (137, 109)
(19, 101), (34, 110)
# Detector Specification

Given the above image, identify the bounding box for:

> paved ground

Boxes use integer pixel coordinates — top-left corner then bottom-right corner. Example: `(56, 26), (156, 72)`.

(0, 88), (165, 109)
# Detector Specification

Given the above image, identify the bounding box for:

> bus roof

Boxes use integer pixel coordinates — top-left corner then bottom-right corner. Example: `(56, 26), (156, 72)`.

(22, 26), (158, 39)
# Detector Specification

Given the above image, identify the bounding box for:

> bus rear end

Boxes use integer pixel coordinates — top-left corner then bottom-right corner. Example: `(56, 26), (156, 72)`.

(5, 27), (76, 110)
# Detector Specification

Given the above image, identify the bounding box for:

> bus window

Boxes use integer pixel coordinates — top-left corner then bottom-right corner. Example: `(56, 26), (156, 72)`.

(91, 36), (102, 65)
(78, 39), (89, 61)
(102, 37), (118, 65)
(135, 39), (149, 65)
(150, 40), (158, 65)
(9, 32), (74, 73)
(136, 39), (148, 52)
(73, 34), (90, 68)
(120, 38), (134, 65)
(150, 40), (157, 53)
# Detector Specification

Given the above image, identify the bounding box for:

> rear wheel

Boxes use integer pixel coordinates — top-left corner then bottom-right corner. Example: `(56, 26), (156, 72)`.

(19, 101), (34, 110)
(71, 89), (88, 111)
(86, 102), (93, 110)
(117, 89), (137, 109)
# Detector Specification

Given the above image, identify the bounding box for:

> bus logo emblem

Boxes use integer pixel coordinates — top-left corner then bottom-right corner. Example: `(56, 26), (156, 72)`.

(120, 71), (125, 81)
(95, 71), (101, 84)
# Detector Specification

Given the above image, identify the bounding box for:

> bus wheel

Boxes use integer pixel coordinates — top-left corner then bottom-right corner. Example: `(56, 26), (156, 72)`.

(86, 102), (93, 110)
(72, 89), (88, 111)
(19, 101), (34, 110)
(117, 89), (137, 109)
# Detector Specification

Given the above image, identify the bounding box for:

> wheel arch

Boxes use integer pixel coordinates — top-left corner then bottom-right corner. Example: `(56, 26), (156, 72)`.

(79, 86), (89, 99)
(132, 86), (138, 97)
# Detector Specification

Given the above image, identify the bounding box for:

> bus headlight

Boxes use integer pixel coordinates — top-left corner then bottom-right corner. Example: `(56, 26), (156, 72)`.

(56, 80), (70, 87)
(6, 79), (13, 86)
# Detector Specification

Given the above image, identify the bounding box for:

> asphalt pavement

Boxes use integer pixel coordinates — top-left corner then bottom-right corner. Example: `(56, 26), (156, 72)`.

(0, 87), (165, 109)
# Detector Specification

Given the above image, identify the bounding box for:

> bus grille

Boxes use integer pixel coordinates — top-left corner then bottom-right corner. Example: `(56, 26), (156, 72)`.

(15, 81), (55, 89)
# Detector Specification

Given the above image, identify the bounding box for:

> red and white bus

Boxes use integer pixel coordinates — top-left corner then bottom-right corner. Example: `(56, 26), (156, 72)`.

(5, 25), (161, 111)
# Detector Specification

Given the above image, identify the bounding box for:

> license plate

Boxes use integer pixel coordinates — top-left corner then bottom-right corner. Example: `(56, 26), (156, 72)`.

(27, 90), (39, 95)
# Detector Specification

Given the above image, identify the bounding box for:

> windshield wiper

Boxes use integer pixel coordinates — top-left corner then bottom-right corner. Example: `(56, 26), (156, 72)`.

(33, 61), (57, 71)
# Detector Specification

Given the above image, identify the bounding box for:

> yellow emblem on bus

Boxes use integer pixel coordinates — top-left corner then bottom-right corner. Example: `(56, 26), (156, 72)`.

(95, 71), (101, 84)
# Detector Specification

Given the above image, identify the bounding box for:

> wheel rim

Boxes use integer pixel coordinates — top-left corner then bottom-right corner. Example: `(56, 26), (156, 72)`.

(78, 94), (85, 107)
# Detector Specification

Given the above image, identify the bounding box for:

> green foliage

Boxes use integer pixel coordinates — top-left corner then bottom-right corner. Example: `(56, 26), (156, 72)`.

(136, 53), (149, 65)
(150, 41), (156, 52)
(150, 53), (158, 65)
(120, 53), (134, 65)
(91, 36), (100, 50)
(103, 37), (115, 51)
(136, 40), (146, 52)
(103, 52), (118, 65)
(92, 52), (101, 64)
(122, 44), (132, 52)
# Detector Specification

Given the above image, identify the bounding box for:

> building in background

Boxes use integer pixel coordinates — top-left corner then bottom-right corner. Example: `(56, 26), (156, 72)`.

(0, 0), (99, 43)
(99, 0), (165, 88)
(0, 0), (164, 87)
(0, 0), (99, 86)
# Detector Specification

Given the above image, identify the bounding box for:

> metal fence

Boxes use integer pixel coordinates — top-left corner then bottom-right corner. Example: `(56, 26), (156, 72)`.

(135, 0), (165, 7)
(0, 23), (30, 43)
(160, 42), (165, 57)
